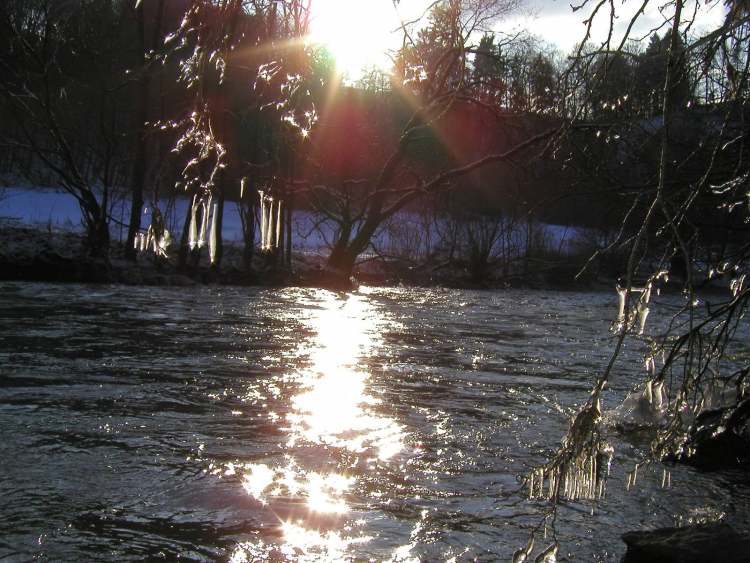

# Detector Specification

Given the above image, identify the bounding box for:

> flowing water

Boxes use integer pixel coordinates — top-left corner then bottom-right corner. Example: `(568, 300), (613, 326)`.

(1, 283), (748, 561)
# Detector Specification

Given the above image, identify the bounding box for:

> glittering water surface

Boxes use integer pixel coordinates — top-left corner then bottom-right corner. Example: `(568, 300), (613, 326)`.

(1, 283), (748, 561)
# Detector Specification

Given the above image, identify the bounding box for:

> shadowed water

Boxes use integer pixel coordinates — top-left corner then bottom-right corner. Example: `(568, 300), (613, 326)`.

(0, 283), (748, 561)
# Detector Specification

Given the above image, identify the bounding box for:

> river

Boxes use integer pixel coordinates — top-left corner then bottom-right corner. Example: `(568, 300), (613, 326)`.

(1, 283), (748, 561)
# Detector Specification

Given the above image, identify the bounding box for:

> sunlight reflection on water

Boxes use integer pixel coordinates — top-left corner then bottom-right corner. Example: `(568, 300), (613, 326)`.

(231, 289), (406, 561)
(6, 284), (748, 560)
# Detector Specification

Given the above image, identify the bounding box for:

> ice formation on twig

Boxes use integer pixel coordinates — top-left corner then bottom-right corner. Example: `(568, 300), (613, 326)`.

(188, 195), (198, 249)
(134, 206), (171, 258)
(533, 541), (558, 563)
(275, 197), (282, 248)
(258, 191), (283, 252)
(512, 534), (535, 562)
(209, 201), (219, 264)
(527, 397), (613, 503)
(613, 275), (662, 335)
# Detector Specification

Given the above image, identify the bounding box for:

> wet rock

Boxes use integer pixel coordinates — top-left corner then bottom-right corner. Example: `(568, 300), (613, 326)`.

(621, 523), (750, 563)
(675, 398), (750, 470)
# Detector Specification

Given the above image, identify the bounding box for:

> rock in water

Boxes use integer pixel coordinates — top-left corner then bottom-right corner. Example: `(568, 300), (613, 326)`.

(622, 523), (750, 562)
(675, 398), (750, 469)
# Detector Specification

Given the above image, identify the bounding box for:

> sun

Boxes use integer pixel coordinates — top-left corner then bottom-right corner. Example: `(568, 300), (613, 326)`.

(307, 0), (398, 80)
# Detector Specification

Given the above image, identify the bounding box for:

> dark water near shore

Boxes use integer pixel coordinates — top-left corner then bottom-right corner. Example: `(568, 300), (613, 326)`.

(1, 283), (748, 561)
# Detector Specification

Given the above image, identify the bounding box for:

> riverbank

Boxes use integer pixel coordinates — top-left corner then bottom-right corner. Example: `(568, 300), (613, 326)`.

(0, 222), (617, 291)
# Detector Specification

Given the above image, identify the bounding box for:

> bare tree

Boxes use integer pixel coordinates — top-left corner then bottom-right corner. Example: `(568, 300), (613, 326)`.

(518, 0), (750, 552)
(298, 0), (568, 287)
(168, 0), (315, 273)
(0, 0), (137, 259)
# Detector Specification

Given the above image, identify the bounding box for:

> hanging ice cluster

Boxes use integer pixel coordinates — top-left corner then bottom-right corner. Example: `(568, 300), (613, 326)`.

(608, 376), (667, 430)
(615, 282), (653, 335)
(528, 445), (612, 503)
(134, 207), (171, 257)
(512, 535), (559, 563)
(258, 190), (282, 252)
(730, 273), (746, 297)
(187, 194), (220, 263)
(528, 398), (613, 503)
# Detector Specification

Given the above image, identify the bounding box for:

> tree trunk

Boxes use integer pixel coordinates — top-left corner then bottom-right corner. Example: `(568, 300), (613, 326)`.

(125, 1), (151, 260)
(241, 191), (256, 272)
(84, 208), (111, 261)
(177, 197), (193, 271)
(325, 244), (358, 282)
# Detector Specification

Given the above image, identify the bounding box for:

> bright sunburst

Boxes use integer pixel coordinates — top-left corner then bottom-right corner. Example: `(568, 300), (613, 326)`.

(307, 0), (398, 80)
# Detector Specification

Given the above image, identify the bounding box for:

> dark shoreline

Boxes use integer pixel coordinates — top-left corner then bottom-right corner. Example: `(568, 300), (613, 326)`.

(0, 223), (725, 294)
(0, 223), (611, 291)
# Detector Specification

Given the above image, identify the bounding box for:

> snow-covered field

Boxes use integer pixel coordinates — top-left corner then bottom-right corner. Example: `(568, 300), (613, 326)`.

(1, 186), (581, 256)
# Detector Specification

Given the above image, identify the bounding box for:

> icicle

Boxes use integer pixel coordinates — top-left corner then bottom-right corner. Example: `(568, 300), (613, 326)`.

(537, 469), (544, 498)
(512, 535), (535, 563)
(528, 472), (535, 499)
(268, 200), (272, 247)
(264, 197), (273, 250)
(666, 471), (671, 488)
(205, 195), (213, 246)
(198, 197), (210, 249)
(652, 380), (664, 411)
(209, 201), (219, 264)
(275, 198), (282, 248)
(262, 199), (268, 249)
(188, 197), (198, 250)
(196, 202), (205, 248)
(643, 283), (652, 304)
(632, 463), (639, 486)
(259, 191), (266, 250)
(158, 230), (171, 256)
(240, 177), (247, 200)
(268, 198), (276, 250)
(268, 198), (274, 249)
(591, 457), (597, 498)
(625, 472), (632, 491)
(661, 469), (667, 488)
(637, 304), (650, 334)
(617, 285), (627, 320)
(140, 232), (147, 252)
(643, 381), (653, 406)
(133, 233), (139, 250)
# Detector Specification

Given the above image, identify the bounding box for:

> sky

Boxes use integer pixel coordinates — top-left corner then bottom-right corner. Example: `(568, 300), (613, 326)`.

(307, 0), (729, 80)
(500, 0), (728, 53)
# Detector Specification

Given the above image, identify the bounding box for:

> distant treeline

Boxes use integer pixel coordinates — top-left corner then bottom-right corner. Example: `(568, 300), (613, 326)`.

(0, 0), (747, 284)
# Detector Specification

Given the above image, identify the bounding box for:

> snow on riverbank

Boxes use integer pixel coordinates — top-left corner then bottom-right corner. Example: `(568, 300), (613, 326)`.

(0, 186), (582, 256)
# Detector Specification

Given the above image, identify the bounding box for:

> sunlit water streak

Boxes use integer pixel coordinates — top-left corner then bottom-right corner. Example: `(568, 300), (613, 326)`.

(0, 283), (749, 561)
(231, 290), (405, 560)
